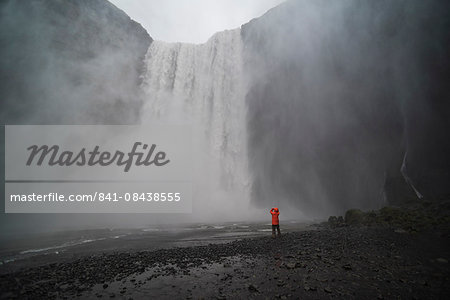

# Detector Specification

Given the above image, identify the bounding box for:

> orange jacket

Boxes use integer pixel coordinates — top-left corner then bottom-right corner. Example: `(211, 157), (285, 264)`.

(270, 208), (280, 225)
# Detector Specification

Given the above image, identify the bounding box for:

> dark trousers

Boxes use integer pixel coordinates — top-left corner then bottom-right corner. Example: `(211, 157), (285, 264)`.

(272, 224), (281, 236)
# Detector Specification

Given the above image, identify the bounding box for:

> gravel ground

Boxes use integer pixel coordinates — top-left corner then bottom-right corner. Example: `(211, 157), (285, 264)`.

(1, 222), (449, 299)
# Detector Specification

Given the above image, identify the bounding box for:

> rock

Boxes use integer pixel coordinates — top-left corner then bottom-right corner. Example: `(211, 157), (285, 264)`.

(436, 258), (448, 264)
(328, 216), (338, 225)
(0, 0), (152, 126)
(342, 264), (352, 270)
(247, 284), (259, 292)
(345, 209), (365, 225)
(324, 287), (332, 293)
(379, 206), (402, 223)
(286, 263), (296, 269)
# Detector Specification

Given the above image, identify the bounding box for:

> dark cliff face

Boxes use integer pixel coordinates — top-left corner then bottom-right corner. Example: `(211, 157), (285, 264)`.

(242, 0), (450, 215)
(0, 0), (152, 124)
(0, 0), (152, 232)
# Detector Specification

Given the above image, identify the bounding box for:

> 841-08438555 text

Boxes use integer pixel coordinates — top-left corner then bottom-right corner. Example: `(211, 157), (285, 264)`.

(9, 192), (182, 202)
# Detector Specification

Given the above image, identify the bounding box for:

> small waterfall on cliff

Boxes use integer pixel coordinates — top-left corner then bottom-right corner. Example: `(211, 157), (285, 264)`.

(140, 29), (249, 215)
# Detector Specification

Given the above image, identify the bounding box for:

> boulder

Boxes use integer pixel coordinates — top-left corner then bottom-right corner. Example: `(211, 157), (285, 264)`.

(345, 209), (365, 225)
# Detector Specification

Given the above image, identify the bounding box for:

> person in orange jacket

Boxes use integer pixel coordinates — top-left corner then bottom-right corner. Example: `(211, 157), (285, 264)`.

(270, 207), (281, 238)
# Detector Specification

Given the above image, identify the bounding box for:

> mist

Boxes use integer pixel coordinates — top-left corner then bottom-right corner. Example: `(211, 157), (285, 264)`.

(242, 0), (450, 218)
(1, 0), (449, 236)
(0, 0), (152, 235)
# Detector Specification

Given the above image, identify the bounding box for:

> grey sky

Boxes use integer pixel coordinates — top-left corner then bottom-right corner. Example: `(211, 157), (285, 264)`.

(109, 0), (285, 44)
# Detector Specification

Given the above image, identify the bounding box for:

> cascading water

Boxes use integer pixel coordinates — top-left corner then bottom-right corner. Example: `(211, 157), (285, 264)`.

(140, 29), (250, 215)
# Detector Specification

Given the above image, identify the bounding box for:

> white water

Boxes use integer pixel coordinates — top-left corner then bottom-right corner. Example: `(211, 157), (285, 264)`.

(140, 29), (250, 215)
(401, 151), (423, 199)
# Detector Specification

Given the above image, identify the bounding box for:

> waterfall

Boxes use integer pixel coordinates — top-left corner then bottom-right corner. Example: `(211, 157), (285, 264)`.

(400, 152), (423, 199)
(140, 29), (249, 214)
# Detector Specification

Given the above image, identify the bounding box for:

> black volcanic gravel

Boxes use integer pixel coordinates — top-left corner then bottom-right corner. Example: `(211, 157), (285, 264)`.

(1, 225), (449, 299)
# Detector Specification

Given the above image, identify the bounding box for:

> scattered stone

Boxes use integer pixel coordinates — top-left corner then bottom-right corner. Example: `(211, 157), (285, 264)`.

(342, 264), (352, 270)
(328, 216), (338, 224)
(1, 206), (449, 299)
(247, 284), (259, 293)
(285, 263), (296, 269)
(436, 258), (448, 264)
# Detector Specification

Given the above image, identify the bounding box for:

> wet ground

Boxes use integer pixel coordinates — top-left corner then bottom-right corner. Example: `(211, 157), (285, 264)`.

(0, 221), (309, 273)
(1, 222), (449, 299)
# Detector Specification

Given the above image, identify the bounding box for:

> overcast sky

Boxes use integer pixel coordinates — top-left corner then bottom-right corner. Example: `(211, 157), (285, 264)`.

(109, 0), (285, 44)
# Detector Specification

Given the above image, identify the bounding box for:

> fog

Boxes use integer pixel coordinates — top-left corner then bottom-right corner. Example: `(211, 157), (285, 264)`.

(0, 0), (150, 125)
(1, 0), (449, 235)
(242, 0), (449, 217)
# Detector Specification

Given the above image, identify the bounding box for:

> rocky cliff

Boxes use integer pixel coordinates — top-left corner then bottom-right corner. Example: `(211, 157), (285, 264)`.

(0, 0), (152, 124)
(242, 0), (450, 215)
(0, 0), (152, 233)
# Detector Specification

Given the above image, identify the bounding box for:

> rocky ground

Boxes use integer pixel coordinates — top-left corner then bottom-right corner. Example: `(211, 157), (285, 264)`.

(1, 202), (449, 299)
